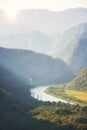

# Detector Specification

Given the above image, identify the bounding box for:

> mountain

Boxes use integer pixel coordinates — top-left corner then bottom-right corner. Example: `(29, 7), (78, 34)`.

(0, 64), (58, 130)
(54, 23), (87, 74)
(1, 65), (86, 130)
(0, 65), (32, 129)
(0, 8), (87, 54)
(0, 47), (74, 86)
(0, 24), (53, 54)
(0, 64), (31, 105)
(66, 68), (87, 91)
(69, 38), (87, 74)
(45, 68), (87, 105)
(17, 8), (87, 33)
(0, 8), (87, 33)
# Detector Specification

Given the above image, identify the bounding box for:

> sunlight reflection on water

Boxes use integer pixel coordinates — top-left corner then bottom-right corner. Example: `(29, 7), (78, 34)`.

(30, 86), (74, 104)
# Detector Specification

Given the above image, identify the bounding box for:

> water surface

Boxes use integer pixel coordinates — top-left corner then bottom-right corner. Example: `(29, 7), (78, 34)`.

(30, 86), (74, 104)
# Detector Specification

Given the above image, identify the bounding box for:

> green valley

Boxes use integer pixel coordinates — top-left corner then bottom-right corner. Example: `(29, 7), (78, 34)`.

(0, 7), (87, 130)
(0, 63), (87, 130)
(45, 69), (87, 105)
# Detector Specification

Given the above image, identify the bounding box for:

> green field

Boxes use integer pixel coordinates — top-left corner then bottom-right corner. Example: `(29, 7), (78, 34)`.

(45, 85), (87, 105)
(45, 69), (87, 105)
(65, 90), (87, 102)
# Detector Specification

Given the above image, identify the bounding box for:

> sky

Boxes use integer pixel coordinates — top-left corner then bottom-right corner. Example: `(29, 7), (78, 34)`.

(0, 0), (87, 12)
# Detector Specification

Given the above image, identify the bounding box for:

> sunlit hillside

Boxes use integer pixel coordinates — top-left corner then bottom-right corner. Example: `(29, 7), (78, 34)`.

(46, 68), (87, 105)
(0, 1), (87, 129)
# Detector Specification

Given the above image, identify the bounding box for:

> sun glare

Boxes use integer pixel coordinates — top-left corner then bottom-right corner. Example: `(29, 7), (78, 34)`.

(6, 9), (17, 18)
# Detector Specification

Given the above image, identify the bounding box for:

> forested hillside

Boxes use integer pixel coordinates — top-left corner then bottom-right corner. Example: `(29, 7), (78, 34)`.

(0, 47), (74, 86)
(0, 65), (87, 130)
(46, 68), (87, 105)
(66, 68), (87, 91)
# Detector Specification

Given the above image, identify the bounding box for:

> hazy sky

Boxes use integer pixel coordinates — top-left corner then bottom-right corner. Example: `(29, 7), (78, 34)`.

(0, 0), (87, 12)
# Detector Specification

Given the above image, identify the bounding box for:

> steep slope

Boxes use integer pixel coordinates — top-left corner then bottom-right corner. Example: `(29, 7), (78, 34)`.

(54, 23), (87, 74)
(66, 68), (87, 91)
(0, 24), (53, 54)
(0, 64), (31, 105)
(0, 47), (74, 86)
(0, 64), (59, 130)
(0, 65), (31, 129)
(45, 68), (87, 105)
(69, 39), (87, 74)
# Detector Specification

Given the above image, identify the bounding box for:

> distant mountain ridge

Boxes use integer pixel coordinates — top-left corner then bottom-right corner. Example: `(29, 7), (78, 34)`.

(0, 24), (53, 54)
(66, 68), (87, 91)
(0, 7), (87, 32)
(10, 7), (87, 32)
(0, 47), (74, 86)
(69, 38), (87, 74)
(0, 8), (87, 54)
(54, 23), (87, 74)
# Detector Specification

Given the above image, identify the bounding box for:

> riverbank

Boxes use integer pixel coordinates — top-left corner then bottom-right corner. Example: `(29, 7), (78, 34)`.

(45, 85), (87, 106)
(30, 86), (74, 104)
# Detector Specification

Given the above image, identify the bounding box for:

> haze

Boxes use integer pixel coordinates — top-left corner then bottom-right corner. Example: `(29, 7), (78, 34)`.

(0, 0), (87, 12)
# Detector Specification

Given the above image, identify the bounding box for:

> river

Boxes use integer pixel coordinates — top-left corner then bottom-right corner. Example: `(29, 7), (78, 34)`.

(30, 86), (74, 104)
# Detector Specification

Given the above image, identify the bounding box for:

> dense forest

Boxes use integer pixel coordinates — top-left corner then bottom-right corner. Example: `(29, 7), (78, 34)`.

(0, 47), (74, 86)
(0, 65), (87, 130)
